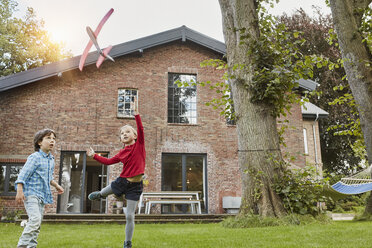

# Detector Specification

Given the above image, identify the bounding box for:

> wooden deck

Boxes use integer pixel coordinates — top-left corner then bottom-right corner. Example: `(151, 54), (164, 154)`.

(16, 213), (235, 224)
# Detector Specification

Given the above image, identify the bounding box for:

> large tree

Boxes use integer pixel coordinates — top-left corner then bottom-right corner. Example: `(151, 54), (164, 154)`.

(279, 9), (363, 175)
(218, 0), (289, 217)
(328, 0), (372, 212)
(0, 0), (71, 77)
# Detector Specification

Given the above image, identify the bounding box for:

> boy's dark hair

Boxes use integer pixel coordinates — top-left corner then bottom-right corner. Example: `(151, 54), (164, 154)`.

(34, 128), (56, 151)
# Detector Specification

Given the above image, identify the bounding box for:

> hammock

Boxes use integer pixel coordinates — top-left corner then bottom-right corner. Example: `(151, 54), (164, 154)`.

(330, 165), (372, 195)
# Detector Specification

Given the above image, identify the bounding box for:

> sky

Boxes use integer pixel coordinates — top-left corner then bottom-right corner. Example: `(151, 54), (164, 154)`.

(16, 0), (330, 56)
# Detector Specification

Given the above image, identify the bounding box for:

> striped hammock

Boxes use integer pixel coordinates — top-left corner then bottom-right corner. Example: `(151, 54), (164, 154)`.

(331, 165), (372, 195)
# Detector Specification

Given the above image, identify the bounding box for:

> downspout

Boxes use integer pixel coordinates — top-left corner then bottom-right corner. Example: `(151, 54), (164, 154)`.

(312, 112), (319, 177)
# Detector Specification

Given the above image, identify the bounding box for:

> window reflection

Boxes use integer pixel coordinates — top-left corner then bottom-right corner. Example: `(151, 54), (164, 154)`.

(162, 156), (182, 191)
(58, 153), (84, 213)
(0, 164), (22, 195)
(0, 165), (5, 193)
(186, 156), (203, 192)
(9, 166), (21, 192)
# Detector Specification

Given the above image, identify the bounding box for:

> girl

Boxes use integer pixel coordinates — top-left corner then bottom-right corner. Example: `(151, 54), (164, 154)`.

(87, 98), (145, 248)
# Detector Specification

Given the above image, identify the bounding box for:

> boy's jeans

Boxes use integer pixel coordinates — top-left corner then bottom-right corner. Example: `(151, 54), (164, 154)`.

(17, 195), (45, 248)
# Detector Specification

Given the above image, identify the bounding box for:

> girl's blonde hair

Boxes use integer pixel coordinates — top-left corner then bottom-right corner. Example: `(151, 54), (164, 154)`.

(120, 125), (137, 137)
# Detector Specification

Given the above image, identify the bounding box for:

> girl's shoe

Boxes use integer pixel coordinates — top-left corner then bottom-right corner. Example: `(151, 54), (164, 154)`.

(88, 191), (101, 201)
(124, 241), (132, 248)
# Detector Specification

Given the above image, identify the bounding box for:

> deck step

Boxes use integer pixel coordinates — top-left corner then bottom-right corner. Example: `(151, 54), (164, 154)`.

(15, 214), (234, 224)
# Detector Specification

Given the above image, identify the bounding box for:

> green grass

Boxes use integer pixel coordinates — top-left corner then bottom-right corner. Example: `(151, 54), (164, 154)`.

(1, 221), (372, 247)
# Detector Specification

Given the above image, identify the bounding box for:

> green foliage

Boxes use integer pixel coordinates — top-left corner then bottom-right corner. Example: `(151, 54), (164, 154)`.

(324, 175), (369, 213)
(221, 213), (331, 228)
(328, 84), (366, 163)
(177, 59), (237, 122)
(235, 2), (317, 117)
(177, 0), (321, 122)
(246, 167), (265, 205)
(273, 163), (330, 216)
(1, 209), (23, 222)
(320, 2), (372, 171)
(221, 214), (282, 228)
(280, 8), (366, 174)
(0, 0), (72, 77)
(355, 212), (372, 221)
(359, 5), (372, 53)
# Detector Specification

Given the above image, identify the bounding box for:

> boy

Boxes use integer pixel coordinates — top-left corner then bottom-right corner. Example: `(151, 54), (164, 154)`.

(15, 128), (64, 248)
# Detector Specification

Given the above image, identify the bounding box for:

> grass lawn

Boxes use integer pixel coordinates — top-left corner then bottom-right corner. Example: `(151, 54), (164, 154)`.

(1, 221), (372, 247)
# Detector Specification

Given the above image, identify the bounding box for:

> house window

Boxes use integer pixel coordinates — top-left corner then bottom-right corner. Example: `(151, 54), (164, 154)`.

(303, 128), (309, 155)
(0, 164), (22, 196)
(117, 89), (138, 118)
(168, 73), (197, 124)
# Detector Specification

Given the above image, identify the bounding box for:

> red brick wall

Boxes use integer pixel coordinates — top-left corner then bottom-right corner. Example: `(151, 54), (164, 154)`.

(278, 102), (307, 168)
(0, 40), (308, 214)
(1, 196), (25, 215)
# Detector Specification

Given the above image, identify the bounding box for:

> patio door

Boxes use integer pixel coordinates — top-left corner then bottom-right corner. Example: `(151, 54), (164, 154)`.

(57, 151), (108, 214)
(161, 153), (207, 213)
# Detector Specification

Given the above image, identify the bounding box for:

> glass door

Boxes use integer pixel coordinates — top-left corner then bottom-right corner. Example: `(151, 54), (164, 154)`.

(57, 152), (108, 214)
(161, 153), (207, 213)
(57, 152), (86, 213)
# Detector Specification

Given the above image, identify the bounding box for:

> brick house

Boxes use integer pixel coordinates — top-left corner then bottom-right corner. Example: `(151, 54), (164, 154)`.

(0, 26), (327, 215)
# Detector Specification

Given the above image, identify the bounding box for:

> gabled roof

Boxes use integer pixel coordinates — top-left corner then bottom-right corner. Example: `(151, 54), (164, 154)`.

(301, 101), (329, 119)
(0, 25), (318, 92)
(297, 78), (318, 92)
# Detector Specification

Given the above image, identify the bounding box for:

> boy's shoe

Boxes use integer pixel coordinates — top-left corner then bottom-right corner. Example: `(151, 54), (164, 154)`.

(88, 191), (102, 201)
(124, 241), (132, 248)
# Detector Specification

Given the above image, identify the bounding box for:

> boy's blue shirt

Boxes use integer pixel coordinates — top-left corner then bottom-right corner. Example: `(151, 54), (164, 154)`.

(15, 149), (55, 204)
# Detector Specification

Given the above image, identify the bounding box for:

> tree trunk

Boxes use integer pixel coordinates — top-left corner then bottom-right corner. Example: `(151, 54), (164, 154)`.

(329, 0), (372, 212)
(219, 0), (286, 217)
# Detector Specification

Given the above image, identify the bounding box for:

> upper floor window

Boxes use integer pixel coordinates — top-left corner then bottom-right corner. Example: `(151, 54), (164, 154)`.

(168, 73), (197, 124)
(303, 128), (309, 155)
(117, 89), (138, 118)
(225, 90), (236, 125)
(0, 163), (22, 196)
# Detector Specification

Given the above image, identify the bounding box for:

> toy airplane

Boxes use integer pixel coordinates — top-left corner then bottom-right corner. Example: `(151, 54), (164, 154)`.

(79, 8), (114, 71)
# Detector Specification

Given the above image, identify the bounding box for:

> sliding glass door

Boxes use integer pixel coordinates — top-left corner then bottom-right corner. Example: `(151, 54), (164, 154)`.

(57, 152), (86, 213)
(57, 151), (108, 214)
(161, 153), (207, 213)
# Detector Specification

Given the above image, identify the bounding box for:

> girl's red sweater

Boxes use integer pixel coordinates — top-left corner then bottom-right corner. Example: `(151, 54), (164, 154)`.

(93, 114), (145, 178)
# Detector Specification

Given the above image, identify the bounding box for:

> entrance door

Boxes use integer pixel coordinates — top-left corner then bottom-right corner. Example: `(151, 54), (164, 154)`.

(161, 153), (207, 213)
(57, 152), (108, 214)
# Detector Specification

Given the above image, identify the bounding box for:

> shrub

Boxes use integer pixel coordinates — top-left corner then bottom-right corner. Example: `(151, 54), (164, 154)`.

(221, 213), (331, 228)
(273, 164), (330, 216)
(1, 209), (24, 222)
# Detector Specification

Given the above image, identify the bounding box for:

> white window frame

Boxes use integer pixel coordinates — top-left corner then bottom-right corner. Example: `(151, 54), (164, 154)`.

(117, 89), (138, 118)
(168, 73), (197, 124)
(303, 128), (309, 155)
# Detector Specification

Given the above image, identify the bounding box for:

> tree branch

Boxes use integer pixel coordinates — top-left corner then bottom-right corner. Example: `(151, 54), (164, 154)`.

(354, 0), (372, 10)
(219, 0), (238, 49)
(353, 0), (372, 26)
